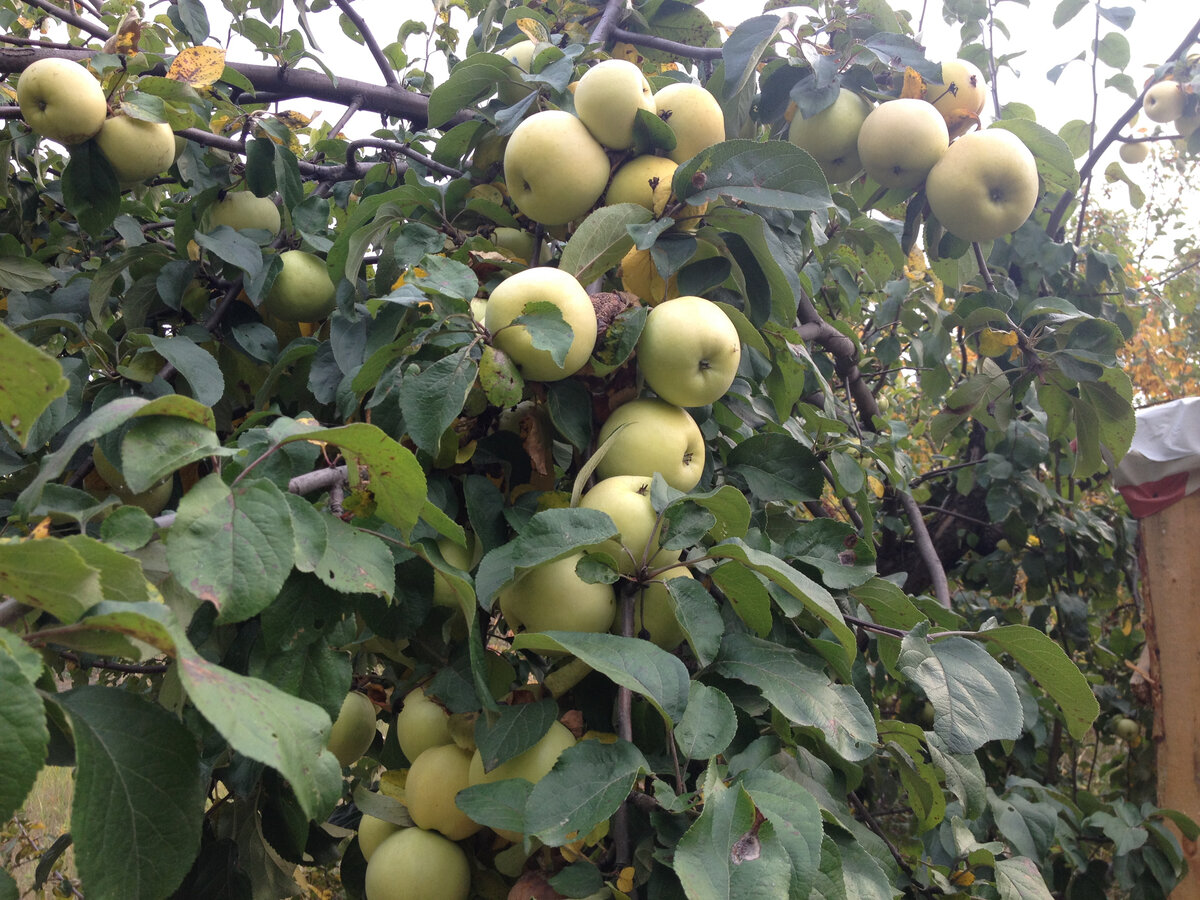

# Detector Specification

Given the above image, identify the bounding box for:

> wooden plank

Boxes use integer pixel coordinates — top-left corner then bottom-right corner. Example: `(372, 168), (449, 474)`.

(1140, 491), (1200, 896)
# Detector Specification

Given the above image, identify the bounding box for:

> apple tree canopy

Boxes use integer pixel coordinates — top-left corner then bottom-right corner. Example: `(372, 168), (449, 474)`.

(0, 0), (1197, 898)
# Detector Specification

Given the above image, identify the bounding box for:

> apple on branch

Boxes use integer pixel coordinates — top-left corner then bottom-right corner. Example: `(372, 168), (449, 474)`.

(857, 98), (949, 191)
(579, 475), (678, 575)
(94, 115), (177, 186)
(787, 87), (873, 185)
(206, 191), (282, 236)
(574, 58), (656, 151)
(263, 249), (337, 322)
(503, 110), (611, 225)
(363, 828), (470, 900)
(653, 81), (726, 164)
(637, 295), (741, 407)
(484, 266), (597, 381)
(924, 58), (988, 118)
(16, 57), (108, 146)
(595, 397), (705, 491)
(1143, 80), (1185, 123)
(498, 553), (617, 636)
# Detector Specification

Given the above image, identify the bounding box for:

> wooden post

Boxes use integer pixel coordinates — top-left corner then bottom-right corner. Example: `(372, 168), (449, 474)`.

(1139, 491), (1200, 895)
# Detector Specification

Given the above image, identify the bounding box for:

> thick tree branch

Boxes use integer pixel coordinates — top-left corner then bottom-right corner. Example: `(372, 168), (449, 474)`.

(592, 0), (627, 47)
(900, 491), (951, 609)
(331, 0), (399, 88)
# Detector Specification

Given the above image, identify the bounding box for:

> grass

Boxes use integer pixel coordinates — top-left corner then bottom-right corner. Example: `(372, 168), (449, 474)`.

(4, 766), (77, 898)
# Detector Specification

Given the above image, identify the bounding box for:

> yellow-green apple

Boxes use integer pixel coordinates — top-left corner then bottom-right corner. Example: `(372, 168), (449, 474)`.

(405, 744), (481, 841)
(467, 720), (575, 840)
(637, 295), (741, 407)
(207, 191), (282, 236)
(17, 58), (107, 146)
(579, 475), (678, 574)
(857, 98), (949, 191)
(357, 815), (402, 862)
(787, 88), (872, 184)
(498, 39), (537, 104)
(924, 58), (988, 117)
(327, 691), (377, 767)
(1119, 141), (1149, 164)
(1143, 81), (1185, 123)
(503, 110), (611, 225)
(574, 58), (655, 150)
(623, 564), (691, 649)
(484, 267), (597, 381)
(431, 534), (481, 609)
(491, 226), (536, 262)
(654, 81), (725, 163)
(262, 249), (336, 322)
(89, 444), (173, 515)
(606, 155), (677, 215)
(499, 553), (616, 636)
(363, 828), (470, 900)
(595, 398), (704, 491)
(395, 686), (453, 764)
(94, 115), (177, 185)
(925, 127), (1039, 243)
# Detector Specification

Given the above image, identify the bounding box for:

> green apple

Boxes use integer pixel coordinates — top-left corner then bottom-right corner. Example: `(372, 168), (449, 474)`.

(498, 39), (537, 105)
(363, 828), (470, 900)
(579, 475), (678, 575)
(395, 686), (453, 764)
(207, 191), (282, 236)
(405, 744), (481, 840)
(1119, 141), (1149, 164)
(499, 553), (616, 635)
(654, 81), (725, 163)
(624, 564), (691, 649)
(1143, 81), (1184, 123)
(491, 226), (536, 262)
(606, 155), (678, 215)
(925, 128), (1039, 243)
(263, 250), (336, 322)
(358, 815), (402, 862)
(637, 295), (741, 407)
(503, 110), (611, 225)
(484, 266), (597, 381)
(857, 98), (949, 191)
(1115, 716), (1140, 741)
(432, 534), (481, 608)
(89, 444), (173, 516)
(574, 58), (656, 150)
(467, 719), (575, 840)
(595, 398), (705, 491)
(94, 115), (177, 185)
(924, 58), (988, 117)
(787, 88), (872, 184)
(17, 57), (107, 146)
(327, 691), (377, 767)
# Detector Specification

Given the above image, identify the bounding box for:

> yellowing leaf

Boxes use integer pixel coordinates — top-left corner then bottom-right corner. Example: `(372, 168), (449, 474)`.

(166, 46), (227, 89)
(901, 67), (927, 100)
(378, 768), (407, 799)
(944, 109), (982, 139)
(276, 110), (313, 129)
(186, 240), (201, 262)
(467, 184), (504, 206)
(30, 517), (52, 539)
(978, 327), (1018, 358)
(867, 476), (885, 498)
(516, 17), (550, 43)
(611, 42), (644, 65)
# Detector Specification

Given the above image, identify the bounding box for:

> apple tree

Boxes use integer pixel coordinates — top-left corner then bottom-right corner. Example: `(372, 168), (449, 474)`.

(1, 0), (1197, 898)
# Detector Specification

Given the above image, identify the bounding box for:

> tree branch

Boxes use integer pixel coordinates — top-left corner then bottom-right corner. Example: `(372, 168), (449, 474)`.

(331, 0), (399, 88)
(899, 491), (951, 609)
(592, 0), (627, 47)
(346, 138), (463, 179)
(610, 26), (723, 61)
(21, 0), (110, 41)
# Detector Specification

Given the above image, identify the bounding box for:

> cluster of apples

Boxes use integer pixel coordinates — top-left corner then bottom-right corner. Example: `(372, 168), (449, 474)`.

(788, 58), (1041, 244)
(17, 57), (177, 185)
(1120, 79), (1200, 165)
(499, 53), (725, 227)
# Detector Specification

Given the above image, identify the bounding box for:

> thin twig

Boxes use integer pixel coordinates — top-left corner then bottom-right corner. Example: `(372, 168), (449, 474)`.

(346, 138), (463, 179)
(610, 26), (723, 60)
(972, 242), (996, 292)
(331, 0), (399, 87)
(20, 0), (110, 40)
(848, 791), (911, 875)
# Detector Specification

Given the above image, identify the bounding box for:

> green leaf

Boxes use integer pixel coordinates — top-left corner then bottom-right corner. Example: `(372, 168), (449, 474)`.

(674, 783), (793, 900)
(674, 681), (737, 760)
(475, 507), (618, 604)
(147, 335), (226, 407)
(721, 16), (782, 99)
(0, 538), (103, 622)
(739, 769), (823, 899)
(898, 625), (1022, 754)
(1098, 5), (1135, 29)
(0, 652), (48, 822)
(62, 142), (119, 235)
(55, 687), (204, 900)
(1053, 0), (1088, 28)
(251, 637), (352, 721)
(0, 323), (70, 448)
(278, 423), (426, 536)
(397, 349), (479, 456)
(727, 432), (824, 503)
(165, 474), (294, 622)
(479, 345), (524, 408)
(192, 227), (264, 278)
(512, 301), (574, 367)
(0, 629), (44, 683)
(927, 733), (987, 819)
(316, 515), (396, 597)
(0, 255), (56, 292)
(976, 624), (1098, 740)
(708, 205), (802, 325)
(62, 535), (152, 605)
(454, 778), (531, 836)
(710, 561), (772, 637)
(525, 739), (648, 845)
(511, 632), (689, 725)
(992, 120), (1080, 193)
(1094, 32), (1130, 70)
(559, 203), (654, 284)
(119, 417), (222, 494)
(475, 698), (560, 773)
(708, 539), (855, 659)
(632, 106), (678, 156)
(0, 869), (15, 900)
(674, 140), (832, 212)
(996, 855), (1054, 899)
(667, 575), (724, 666)
(427, 53), (513, 127)
(715, 632), (877, 761)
